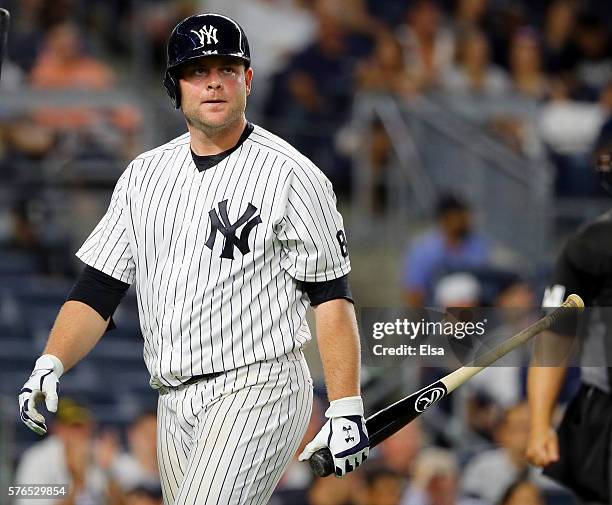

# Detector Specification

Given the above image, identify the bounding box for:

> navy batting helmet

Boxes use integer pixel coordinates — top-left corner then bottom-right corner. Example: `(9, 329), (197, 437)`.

(164, 13), (250, 109)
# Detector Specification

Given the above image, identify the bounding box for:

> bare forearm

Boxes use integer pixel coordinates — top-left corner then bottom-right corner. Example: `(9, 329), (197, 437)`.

(528, 330), (572, 429)
(527, 365), (567, 431)
(314, 299), (361, 400)
(43, 300), (109, 372)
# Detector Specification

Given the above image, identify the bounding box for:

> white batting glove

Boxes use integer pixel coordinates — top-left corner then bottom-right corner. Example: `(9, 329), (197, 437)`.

(19, 355), (64, 435)
(298, 396), (369, 477)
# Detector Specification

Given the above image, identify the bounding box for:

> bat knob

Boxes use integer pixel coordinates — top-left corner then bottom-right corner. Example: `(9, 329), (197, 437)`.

(566, 294), (585, 311)
(309, 448), (335, 477)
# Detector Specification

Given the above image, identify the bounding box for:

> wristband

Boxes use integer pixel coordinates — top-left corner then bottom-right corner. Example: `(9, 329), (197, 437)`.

(325, 396), (363, 418)
(37, 354), (65, 378)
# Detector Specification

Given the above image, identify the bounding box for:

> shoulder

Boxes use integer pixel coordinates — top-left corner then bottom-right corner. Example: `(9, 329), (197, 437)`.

(133, 132), (191, 164)
(565, 211), (612, 272)
(17, 436), (62, 469)
(123, 133), (191, 180)
(488, 65), (509, 80)
(442, 66), (465, 86)
(248, 125), (332, 188)
(248, 125), (309, 164)
(467, 233), (489, 250)
(410, 230), (443, 254)
(487, 67), (510, 88)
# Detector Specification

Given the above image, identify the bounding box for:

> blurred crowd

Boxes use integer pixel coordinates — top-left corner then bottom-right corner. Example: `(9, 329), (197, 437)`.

(1, 1), (605, 504)
(203, 0), (612, 197)
(1, 0), (611, 257)
(4, 188), (582, 505)
(1, 0), (611, 278)
(13, 399), (162, 505)
(2, 0), (612, 194)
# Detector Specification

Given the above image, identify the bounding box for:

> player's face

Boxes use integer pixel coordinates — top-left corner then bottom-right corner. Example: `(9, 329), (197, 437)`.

(178, 56), (253, 134)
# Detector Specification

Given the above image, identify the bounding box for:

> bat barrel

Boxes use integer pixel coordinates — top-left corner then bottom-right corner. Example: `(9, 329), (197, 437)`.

(308, 294), (584, 478)
(443, 294), (584, 393)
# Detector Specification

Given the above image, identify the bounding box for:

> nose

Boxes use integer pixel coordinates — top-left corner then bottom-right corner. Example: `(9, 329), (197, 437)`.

(206, 69), (223, 90)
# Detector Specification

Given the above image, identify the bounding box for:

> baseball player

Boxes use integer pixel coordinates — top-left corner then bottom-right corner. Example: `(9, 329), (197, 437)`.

(526, 150), (612, 504)
(19, 13), (369, 505)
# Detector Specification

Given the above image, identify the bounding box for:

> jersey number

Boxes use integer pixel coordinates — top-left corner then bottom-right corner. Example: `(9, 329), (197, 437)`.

(336, 230), (348, 258)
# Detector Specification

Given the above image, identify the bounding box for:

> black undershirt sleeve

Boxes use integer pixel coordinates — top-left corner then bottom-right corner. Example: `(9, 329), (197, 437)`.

(544, 234), (598, 337)
(300, 275), (354, 306)
(66, 266), (131, 331)
(549, 248), (595, 305)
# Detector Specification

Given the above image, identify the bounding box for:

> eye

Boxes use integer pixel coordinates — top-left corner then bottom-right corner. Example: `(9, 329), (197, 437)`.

(193, 67), (207, 76)
(221, 67), (236, 75)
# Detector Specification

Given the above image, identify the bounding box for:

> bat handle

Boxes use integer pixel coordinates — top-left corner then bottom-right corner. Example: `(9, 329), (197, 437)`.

(309, 448), (335, 477)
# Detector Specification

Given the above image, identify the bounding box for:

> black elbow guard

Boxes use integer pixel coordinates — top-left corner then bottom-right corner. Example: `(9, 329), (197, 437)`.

(300, 275), (354, 306)
(67, 266), (130, 330)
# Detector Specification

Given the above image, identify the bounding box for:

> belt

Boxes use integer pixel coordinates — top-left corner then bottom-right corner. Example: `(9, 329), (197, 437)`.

(181, 371), (224, 386)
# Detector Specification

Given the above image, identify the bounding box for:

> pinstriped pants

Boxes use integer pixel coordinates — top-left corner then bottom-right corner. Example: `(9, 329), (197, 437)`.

(156, 352), (313, 505)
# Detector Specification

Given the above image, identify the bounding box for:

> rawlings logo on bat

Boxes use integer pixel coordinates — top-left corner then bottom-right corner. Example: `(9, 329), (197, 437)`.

(414, 386), (446, 413)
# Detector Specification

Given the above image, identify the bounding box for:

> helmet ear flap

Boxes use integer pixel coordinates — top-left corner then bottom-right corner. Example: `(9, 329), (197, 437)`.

(163, 70), (181, 109)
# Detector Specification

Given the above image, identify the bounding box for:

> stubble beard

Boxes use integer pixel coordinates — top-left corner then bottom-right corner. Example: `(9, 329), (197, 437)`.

(184, 95), (247, 139)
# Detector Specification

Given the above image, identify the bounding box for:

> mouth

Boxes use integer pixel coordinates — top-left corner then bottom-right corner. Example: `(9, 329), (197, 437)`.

(202, 99), (227, 104)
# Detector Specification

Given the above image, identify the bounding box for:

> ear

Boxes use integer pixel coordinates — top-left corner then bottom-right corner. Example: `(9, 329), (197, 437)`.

(245, 67), (254, 96)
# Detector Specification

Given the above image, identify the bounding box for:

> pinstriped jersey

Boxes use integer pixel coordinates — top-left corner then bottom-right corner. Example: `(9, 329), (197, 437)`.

(76, 124), (350, 387)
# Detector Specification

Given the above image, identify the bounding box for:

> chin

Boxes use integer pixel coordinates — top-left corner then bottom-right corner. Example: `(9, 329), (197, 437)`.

(202, 118), (229, 129)
(204, 113), (242, 129)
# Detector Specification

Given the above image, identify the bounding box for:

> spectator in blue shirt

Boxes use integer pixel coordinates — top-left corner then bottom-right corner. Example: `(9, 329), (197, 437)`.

(402, 194), (490, 307)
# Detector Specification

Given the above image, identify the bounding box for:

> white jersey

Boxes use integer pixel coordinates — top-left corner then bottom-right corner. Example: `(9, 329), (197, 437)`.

(76, 124), (350, 387)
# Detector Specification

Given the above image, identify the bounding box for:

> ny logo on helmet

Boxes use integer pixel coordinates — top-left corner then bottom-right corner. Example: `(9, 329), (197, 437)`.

(191, 26), (218, 47)
(206, 200), (262, 259)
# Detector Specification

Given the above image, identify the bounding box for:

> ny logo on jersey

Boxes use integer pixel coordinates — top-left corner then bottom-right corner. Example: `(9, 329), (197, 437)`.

(191, 26), (219, 47)
(206, 200), (262, 259)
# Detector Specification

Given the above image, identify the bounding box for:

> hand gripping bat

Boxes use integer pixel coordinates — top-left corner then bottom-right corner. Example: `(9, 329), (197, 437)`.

(309, 294), (584, 477)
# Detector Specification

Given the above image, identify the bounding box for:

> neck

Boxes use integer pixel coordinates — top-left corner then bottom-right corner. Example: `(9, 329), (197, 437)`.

(189, 116), (247, 156)
(417, 32), (434, 46)
(515, 68), (538, 80)
(466, 64), (485, 77)
(546, 27), (567, 47)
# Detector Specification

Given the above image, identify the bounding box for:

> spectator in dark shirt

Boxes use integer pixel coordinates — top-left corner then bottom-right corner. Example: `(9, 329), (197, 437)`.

(509, 28), (549, 100)
(5, 0), (46, 73)
(573, 13), (612, 97)
(541, 0), (579, 74)
(442, 28), (509, 97)
(452, 0), (490, 34)
(594, 80), (612, 157)
(269, 11), (362, 192)
(397, 0), (455, 92)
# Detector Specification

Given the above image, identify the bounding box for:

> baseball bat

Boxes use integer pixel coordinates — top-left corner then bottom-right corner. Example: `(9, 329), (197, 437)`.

(309, 294), (584, 477)
(0, 9), (9, 82)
